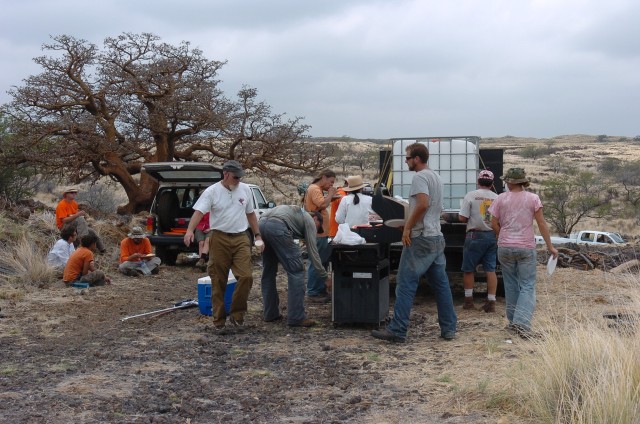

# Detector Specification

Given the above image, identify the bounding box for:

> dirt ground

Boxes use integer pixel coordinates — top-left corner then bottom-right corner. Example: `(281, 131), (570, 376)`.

(1, 247), (633, 424)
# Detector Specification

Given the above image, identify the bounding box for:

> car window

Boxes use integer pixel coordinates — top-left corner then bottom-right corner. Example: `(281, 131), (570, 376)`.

(252, 187), (267, 208)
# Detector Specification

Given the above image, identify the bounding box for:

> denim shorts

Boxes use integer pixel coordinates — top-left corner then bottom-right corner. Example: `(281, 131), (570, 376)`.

(461, 231), (497, 272)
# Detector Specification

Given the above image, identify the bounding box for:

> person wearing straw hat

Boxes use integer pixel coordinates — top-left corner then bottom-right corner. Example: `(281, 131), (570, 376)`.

(55, 186), (106, 253)
(335, 175), (376, 228)
(118, 226), (162, 276)
(458, 169), (499, 312)
(488, 167), (558, 339)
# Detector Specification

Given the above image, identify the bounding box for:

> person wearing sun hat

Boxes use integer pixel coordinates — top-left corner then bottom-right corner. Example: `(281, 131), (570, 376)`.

(118, 226), (162, 276)
(488, 167), (558, 338)
(335, 175), (376, 228)
(458, 169), (499, 312)
(55, 186), (107, 253)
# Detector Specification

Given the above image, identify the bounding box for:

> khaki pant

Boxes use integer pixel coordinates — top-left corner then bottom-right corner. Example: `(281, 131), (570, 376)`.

(207, 230), (253, 326)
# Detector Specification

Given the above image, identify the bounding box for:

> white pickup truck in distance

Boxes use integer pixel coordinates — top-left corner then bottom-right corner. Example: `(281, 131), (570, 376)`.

(535, 230), (625, 246)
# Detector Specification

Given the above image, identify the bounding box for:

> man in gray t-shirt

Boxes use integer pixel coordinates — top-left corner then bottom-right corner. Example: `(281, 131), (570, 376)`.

(371, 143), (457, 343)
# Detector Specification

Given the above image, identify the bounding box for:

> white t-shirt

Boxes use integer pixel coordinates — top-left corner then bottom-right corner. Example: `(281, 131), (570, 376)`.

(410, 168), (444, 237)
(335, 193), (374, 227)
(47, 239), (75, 268)
(193, 182), (255, 233)
(459, 188), (498, 232)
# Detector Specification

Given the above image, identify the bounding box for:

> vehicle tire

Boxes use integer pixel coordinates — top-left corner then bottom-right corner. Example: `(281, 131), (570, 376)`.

(155, 245), (178, 266)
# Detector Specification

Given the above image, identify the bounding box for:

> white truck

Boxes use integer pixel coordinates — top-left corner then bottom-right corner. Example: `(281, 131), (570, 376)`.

(535, 230), (625, 246)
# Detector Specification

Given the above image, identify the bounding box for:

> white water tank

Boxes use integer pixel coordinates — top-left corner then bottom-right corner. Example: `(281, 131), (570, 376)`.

(391, 137), (479, 211)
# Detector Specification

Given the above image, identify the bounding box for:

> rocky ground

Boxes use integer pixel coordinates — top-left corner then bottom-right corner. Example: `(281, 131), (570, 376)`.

(2, 247), (633, 423)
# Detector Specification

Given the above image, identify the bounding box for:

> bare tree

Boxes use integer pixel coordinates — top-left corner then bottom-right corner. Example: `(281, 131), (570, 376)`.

(540, 171), (614, 236)
(1, 33), (332, 213)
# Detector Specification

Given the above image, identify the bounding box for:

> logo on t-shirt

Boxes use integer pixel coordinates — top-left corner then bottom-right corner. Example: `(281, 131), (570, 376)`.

(480, 199), (493, 224)
(239, 198), (246, 206)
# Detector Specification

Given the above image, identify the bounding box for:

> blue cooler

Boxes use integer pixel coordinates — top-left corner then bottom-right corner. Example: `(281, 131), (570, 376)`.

(197, 276), (236, 316)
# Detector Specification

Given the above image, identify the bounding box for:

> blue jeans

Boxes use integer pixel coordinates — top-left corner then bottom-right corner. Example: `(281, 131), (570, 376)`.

(497, 247), (537, 331)
(461, 231), (497, 272)
(388, 235), (457, 339)
(259, 218), (307, 325)
(307, 236), (330, 296)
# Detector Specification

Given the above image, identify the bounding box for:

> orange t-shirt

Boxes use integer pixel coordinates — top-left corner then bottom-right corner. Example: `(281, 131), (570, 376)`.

(329, 187), (346, 237)
(304, 183), (329, 237)
(55, 199), (78, 229)
(119, 238), (153, 263)
(63, 247), (94, 283)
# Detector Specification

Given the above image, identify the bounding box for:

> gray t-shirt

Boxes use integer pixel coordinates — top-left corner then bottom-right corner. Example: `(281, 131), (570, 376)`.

(260, 205), (327, 279)
(459, 188), (498, 232)
(409, 168), (444, 237)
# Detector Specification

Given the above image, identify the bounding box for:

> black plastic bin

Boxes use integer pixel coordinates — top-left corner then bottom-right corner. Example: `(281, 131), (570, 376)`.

(331, 244), (390, 326)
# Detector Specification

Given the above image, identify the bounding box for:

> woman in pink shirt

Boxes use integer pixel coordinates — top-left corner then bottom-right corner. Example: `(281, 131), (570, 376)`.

(489, 168), (558, 338)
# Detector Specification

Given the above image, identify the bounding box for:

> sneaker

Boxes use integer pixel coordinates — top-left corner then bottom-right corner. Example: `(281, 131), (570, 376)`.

(482, 300), (496, 313)
(371, 328), (405, 343)
(306, 294), (331, 304)
(441, 331), (456, 341)
(196, 258), (207, 268)
(463, 297), (475, 310)
(288, 319), (317, 328)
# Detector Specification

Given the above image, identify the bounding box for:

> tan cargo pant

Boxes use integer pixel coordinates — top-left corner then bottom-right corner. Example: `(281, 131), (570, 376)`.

(207, 230), (253, 326)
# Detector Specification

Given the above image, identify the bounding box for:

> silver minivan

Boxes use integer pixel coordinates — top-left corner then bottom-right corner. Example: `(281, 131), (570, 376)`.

(142, 162), (275, 265)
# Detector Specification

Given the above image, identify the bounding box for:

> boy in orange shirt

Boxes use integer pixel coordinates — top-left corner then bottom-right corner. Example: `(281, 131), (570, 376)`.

(63, 233), (111, 286)
(118, 227), (162, 276)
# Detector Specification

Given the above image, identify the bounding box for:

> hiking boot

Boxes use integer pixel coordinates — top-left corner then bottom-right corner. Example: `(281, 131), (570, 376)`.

(229, 317), (246, 332)
(212, 324), (229, 335)
(371, 328), (405, 343)
(482, 300), (496, 313)
(306, 294), (331, 304)
(463, 297), (475, 310)
(441, 331), (456, 341)
(288, 319), (317, 328)
(265, 314), (283, 323)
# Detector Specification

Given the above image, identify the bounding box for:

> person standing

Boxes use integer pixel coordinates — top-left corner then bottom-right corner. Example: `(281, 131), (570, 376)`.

(259, 205), (330, 327)
(458, 169), (499, 312)
(371, 143), (457, 343)
(303, 169), (336, 303)
(195, 211), (212, 269)
(335, 175), (376, 227)
(55, 187), (106, 253)
(118, 227), (162, 276)
(489, 168), (558, 338)
(184, 160), (263, 332)
(329, 178), (347, 238)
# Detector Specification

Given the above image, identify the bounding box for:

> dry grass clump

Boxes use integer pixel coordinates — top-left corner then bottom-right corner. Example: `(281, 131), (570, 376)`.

(519, 284), (640, 423)
(0, 235), (58, 288)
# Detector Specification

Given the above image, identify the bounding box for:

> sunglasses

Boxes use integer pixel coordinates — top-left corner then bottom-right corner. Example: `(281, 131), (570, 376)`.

(405, 156), (414, 160)
(232, 175), (242, 180)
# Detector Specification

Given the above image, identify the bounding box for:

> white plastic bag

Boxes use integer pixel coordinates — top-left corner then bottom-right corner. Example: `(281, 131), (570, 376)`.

(333, 223), (366, 245)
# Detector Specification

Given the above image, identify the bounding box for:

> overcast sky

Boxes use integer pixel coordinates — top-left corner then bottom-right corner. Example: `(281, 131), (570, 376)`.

(1, 0), (639, 139)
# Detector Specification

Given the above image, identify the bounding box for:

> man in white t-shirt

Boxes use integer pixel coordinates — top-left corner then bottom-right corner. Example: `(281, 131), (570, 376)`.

(459, 169), (499, 312)
(184, 160), (264, 333)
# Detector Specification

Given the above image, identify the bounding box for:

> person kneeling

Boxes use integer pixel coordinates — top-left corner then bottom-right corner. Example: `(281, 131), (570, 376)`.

(118, 227), (162, 277)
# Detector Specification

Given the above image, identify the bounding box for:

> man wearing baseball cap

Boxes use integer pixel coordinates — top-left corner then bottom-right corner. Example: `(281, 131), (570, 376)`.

(458, 169), (499, 312)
